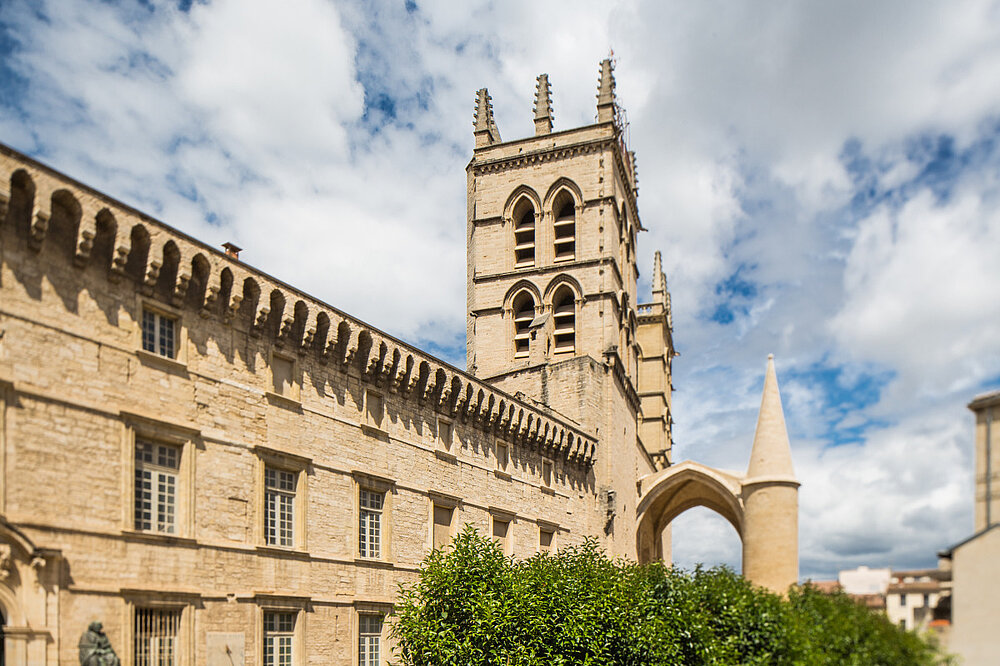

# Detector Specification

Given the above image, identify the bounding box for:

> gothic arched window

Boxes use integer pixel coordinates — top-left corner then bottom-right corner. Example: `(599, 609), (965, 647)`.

(513, 291), (535, 358)
(552, 287), (575, 354)
(513, 199), (536, 267)
(553, 192), (576, 261)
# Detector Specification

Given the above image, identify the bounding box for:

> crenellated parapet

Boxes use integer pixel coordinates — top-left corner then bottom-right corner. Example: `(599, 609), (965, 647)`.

(0, 143), (597, 468)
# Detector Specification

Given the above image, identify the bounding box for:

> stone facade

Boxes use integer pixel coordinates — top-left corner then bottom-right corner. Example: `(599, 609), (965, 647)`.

(0, 60), (666, 665)
(0, 58), (799, 664)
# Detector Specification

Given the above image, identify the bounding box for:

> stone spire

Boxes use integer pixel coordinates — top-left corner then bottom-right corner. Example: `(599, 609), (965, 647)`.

(597, 58), (616, 123)
(651, 251), (666, 304)
(473, 88), (502, 148)
(746, 355), (796, 479)
(533, 73), (554, 136)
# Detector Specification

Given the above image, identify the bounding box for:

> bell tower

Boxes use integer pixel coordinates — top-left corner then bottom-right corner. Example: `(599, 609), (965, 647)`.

(466, 60), (641, 387)
(466, 60), (672, 557)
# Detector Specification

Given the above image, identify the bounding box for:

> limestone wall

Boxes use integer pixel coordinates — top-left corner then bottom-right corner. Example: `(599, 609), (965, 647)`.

(0, 143), (599, 665)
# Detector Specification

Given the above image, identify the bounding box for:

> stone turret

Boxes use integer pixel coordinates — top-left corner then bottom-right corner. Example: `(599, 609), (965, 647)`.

(741, 354), (800, 594)
(597, 58), (615, 123)
(473, 88), (502, 148)
(533, 73), (553, 136)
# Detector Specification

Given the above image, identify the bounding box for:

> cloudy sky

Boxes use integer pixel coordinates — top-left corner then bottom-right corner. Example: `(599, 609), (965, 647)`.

(3, 0), (1000, 580)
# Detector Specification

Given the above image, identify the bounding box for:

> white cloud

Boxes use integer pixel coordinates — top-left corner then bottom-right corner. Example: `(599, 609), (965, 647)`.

(3, 0), (1000, 579)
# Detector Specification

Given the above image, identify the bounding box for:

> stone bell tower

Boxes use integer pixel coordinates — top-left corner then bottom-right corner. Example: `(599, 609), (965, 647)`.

(465, 60), (672, 557)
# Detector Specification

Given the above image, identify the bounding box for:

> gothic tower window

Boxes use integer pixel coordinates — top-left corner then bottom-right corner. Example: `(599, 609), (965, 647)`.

(553, 192), (576, 262)
(513, 292), (535, 358)
(552, 287), (575, 354)
(513, 199), (536, 267)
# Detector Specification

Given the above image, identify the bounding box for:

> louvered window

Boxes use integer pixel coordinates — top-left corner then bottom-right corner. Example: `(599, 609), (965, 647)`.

(514, 207), (535, 266)
(513, 293), (535, 358)
(552, 288), (575, 354)
(553, 196), (576, 261)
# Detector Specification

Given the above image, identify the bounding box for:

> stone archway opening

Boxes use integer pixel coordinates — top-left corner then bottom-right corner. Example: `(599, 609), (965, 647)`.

(635, 461), (745, 566)
(670, 507), (743, 573)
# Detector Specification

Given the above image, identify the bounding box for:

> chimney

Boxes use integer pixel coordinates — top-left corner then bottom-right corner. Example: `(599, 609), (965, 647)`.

(223, 242), (242, 260)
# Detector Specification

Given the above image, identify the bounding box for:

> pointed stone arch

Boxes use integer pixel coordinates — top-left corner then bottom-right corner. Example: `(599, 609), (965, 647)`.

(542, 177), (583, 211)
(502, 185), (542, 222)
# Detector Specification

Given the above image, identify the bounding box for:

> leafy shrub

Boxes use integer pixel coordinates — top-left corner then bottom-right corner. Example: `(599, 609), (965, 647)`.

(392, 526), (946, 665)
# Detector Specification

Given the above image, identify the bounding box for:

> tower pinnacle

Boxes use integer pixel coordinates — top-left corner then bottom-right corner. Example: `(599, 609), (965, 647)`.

(746, 355), (796, 479)
(473, 88), (502, 147)
(597, 58), (616, 123)
(533, 73), (554, 136)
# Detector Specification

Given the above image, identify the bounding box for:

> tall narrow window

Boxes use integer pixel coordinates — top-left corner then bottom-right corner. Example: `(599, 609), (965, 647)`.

(135, 439), (180, 534)
(492, 517), (511, 554)
(264, 611), (296, 666)
(539, 527), (555, 553)
(433, 504), (454, 549)
(553, 194), (576, 261)
(358, 614), (384, 666)
(265, 467), (296, 547)
(513, 201), (535, 266)
(552, 287), (575, 354)
(141, 308), (177, 359)
(135, 608), (180, 666)
(513, 292), (535, 358)
(359, 489), (384, 558)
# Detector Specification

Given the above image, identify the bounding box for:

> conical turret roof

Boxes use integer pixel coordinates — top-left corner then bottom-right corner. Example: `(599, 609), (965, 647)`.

(746, 355), (796, 479)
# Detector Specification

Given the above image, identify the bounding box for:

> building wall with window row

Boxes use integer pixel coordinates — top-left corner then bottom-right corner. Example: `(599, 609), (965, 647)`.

(0, 141), (600, 664)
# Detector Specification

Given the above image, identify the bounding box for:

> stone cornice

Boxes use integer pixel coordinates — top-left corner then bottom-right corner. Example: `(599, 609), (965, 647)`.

(0, 142), (598, 469)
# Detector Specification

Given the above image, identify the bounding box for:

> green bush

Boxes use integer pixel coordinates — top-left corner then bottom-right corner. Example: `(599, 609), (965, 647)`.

(392, 526), (947, 665)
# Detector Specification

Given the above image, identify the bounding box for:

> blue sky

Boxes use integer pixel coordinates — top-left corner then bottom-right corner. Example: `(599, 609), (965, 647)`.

(2, 0), (1000, 579)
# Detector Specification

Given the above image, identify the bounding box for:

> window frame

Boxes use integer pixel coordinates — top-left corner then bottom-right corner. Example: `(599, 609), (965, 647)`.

(256, 600), (307, 666)
(353, 603), (392, 666)
(551, 287), (576, 355)
(353, 471), (395, 562)
(428, 491), (461, 553)
(267, 350), (301, 405)
(121, 593), (195, 666)
(255, 446), (311, 552)
(134, 438), (182, 535)
(357, 612), (384, 666)
(363, 389), (386, 433)
(489, 508), (516, 556)
(436, 417), (453, 452)
(121, 413), (198, 540)
(538, 521), (558, 554)
(135, 297), (187, 367)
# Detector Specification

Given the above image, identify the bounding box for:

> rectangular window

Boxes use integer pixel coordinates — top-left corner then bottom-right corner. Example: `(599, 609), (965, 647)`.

(366, 390), (384, 430)
(438, 419), (452, 451)
(492, 518), (510, 553)
(263, 611), (295, 666)
(539, 527), (555, 553)
(900, 594), (906, 606)
(542, 460), (554, 487)
(358, 614), (383, 666)
(271, 355), (294, 396)
(433, 504), (454, 550)
(265, 467), (296, 547)
(134, 439), (180, 534)
(141, 308), (177, 359)
(359, 489), (384, 558)
(496, 443), (509, 472)
(135, 607), (180, 666)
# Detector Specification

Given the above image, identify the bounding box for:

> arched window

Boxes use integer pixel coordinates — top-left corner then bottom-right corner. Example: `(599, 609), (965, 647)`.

(553, 192), (576, 261)
(513, 292), (535, 358)
(513, 199), (536, 267)
(552, 287), (575, 354)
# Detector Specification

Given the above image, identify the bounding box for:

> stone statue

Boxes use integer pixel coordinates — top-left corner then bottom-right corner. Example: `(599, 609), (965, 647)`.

(78, 621), (120, 666)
